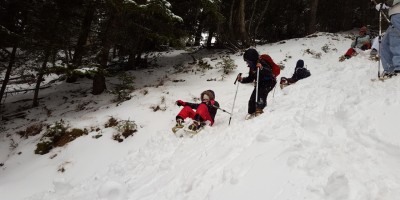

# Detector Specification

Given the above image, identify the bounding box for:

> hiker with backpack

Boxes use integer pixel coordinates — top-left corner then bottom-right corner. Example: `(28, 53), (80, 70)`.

(237, 48), (277, 118)
(172, 90), (219, 133)
(375, 1), (400, 77)
(280, 59), (311, 89)
(339, 26), (371, 62)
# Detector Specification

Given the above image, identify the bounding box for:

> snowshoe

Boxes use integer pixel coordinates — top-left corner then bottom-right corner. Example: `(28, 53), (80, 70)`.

(371, 72), (397, 82)
(339, 55), (351, 62)
(184, 127), (204, 136)
(183, 121), (205, 136)
(245, 113), (256, 120)
(187, 121), (201, 131)
(369, 49), (379, 61)
(172, 119), (184, 133)
(280, 78), (291, 89)
(369, 56), (380, 62)
(280, 83), (290, 89)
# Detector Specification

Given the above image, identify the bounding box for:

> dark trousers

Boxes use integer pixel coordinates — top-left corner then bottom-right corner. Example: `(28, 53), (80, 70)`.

(248, 83), (275, 114)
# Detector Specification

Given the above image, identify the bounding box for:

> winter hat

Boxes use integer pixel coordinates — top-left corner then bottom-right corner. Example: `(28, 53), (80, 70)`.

(243, 48), (259, 63)
(359, 26), (367, 33)
(201, 90), (215, 101)
(295, 59), (304, 69)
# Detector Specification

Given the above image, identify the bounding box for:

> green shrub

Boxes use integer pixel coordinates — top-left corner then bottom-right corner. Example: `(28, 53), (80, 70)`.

(35, 141), (53, 155)
(216, 57), (237, 74)
(111, 73), (135, 103)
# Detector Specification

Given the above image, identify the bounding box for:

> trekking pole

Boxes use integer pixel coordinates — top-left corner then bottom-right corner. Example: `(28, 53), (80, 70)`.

(371, 0), (391, 24)
(272, 83), (277, 105)
(272, 80), (277, 98)
(229, 73), (241, 125)
(370, 0), (390, 78)
(255, 67), (260, 111)
(212, 105), (232, 115)
(234, 73), (242, 84)
(378, 7), (382, 78)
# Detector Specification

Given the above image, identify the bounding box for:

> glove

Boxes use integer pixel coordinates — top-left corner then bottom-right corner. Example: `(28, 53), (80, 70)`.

(376, 3), (389, 11)
(176, 100), (186, 106)
(203, 99), (215, 106)
(209, 99), (215, 106)
(256, 63), (263, 69)
(237, 74), (242, 82)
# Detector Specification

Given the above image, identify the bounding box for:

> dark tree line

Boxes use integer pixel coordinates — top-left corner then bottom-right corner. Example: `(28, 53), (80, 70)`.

(0, 0), (380, 107)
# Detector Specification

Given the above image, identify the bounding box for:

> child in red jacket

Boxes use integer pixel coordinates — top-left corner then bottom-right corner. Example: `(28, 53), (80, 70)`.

(172, 90), (219, 133)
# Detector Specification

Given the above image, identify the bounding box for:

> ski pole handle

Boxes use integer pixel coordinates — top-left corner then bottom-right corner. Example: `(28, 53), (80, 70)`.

(234, 73), (242, 84)
(370, 0), (391, 23)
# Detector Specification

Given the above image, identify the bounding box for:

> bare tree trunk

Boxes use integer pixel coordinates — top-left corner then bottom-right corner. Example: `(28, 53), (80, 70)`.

(254, 0), (271, 38)
(308, 0), (319, 34)
(64, 48), (69, 63)
(93, 2), (120, 95)
(92, 74), (106, 95)
(229, 0), (236, 33)
(98, 15), (115, 68)
(206, 29), (215, 49)
(72, 1), (96, 67)
(248, 0), (258, 36)
(112, 45), (117, 59)
(51, 49), (57, 66)
(194, 19), (204, 46)
(0, 45), (17, 105)
(33, 50), (50, 107)
(237, 0), (249, 47)
(126, 51), (135, 70)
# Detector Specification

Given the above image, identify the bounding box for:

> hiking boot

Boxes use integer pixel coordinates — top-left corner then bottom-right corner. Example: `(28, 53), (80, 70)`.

(369, 49), (379, 61)
(381, 71), (395, 78)
(172, 119), (184, 133)
(370, 55), (380, 61)
(188, 121), (199, 131)
(188, 121), (203, 132)
(255, 108), (264, 116)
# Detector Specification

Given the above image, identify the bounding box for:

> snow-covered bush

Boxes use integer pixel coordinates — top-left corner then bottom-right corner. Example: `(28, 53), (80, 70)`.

(34, 120), (88, 155)
(17, 123), (44, 139)
(112, 120), (137, 142)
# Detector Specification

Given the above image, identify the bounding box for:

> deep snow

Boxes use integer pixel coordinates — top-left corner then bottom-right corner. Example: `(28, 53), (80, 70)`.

(1, 32), (400, 200)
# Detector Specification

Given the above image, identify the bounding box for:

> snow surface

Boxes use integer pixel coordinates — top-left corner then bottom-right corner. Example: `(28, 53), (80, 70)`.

(1, 32), (400, 200)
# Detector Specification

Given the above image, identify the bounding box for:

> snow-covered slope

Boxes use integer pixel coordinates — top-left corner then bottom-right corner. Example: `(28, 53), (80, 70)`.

(1, 32), (400, 200)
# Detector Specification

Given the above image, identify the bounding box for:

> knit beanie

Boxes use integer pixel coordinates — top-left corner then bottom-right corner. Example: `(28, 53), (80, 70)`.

(243, 48), (259, 63)
(360, 26), (367, 33)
